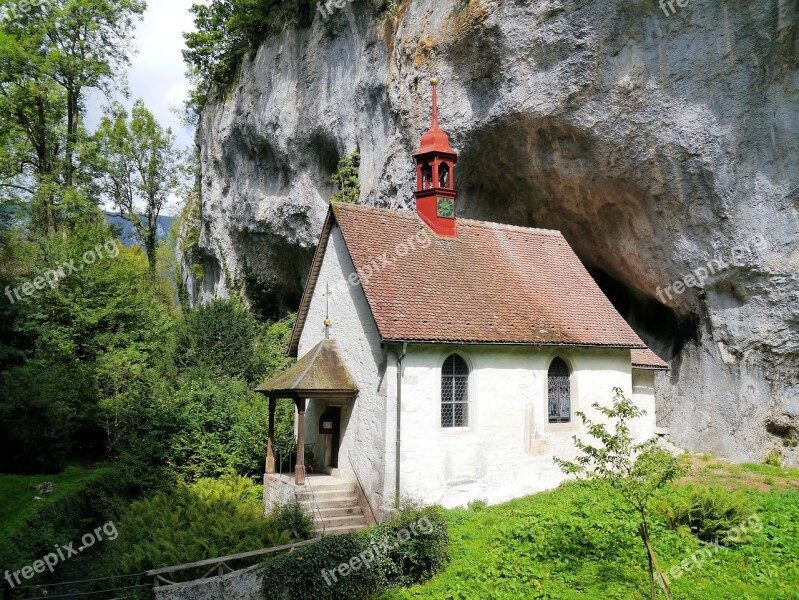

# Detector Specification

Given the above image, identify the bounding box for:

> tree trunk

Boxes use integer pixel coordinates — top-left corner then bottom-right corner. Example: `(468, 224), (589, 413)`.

(640, 512), (671, 599)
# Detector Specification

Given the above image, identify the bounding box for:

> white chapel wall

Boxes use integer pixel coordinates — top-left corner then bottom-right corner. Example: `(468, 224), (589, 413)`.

(298, 224), (387, 513)
(389, 345), (655, 508)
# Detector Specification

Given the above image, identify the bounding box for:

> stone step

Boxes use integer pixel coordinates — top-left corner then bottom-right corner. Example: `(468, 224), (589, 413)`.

(312, 506), (363, 518)
(303, 481), (355, 492)
(314, 514), (367, 528)
(319, 523), (369, 536)
(298, 488), (357, 502)
(299, 496), (360, 511)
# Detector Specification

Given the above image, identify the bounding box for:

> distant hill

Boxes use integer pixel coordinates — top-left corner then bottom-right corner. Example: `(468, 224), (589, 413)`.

(104, 213), (177, 247)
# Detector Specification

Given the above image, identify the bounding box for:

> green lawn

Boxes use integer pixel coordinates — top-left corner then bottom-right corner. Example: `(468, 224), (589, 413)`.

(384, 456), (799, 600)
(0, 464), (109, 540)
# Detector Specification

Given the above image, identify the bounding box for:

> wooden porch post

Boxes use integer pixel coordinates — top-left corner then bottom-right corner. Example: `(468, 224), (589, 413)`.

(294, 398), (307, 486)
(266, 397), (276, 474)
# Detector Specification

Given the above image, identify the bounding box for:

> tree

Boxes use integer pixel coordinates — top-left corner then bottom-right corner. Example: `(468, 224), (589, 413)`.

(330, 151), (361, 204)
(95, 100), (181, 276)
(183, 0), (313, 110)
(0, 0), (145, 233)
(555, 388), (681, 600)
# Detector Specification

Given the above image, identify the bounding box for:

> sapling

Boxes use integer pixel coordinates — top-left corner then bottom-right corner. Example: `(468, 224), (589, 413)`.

(555, 387), (681, 600)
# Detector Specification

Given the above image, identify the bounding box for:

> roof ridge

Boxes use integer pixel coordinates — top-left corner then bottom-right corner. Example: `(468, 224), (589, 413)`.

(332, 203), (563, 236)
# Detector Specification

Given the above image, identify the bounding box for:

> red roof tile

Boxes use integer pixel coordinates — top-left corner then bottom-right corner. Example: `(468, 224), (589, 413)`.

(631, 348), (669, 370)
(294, 204), (647, 350)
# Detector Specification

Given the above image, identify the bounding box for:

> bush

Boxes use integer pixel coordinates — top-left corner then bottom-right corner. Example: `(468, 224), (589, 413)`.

(764, 449), (784, 467)
(173, 299), (261, 383)
(95, 476), (313, 581)
(655, 486), (754, 544)
(262, 503), (449, 599)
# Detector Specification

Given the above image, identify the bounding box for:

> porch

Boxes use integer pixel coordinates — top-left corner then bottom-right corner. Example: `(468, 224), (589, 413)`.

(254, 338), (359, 487)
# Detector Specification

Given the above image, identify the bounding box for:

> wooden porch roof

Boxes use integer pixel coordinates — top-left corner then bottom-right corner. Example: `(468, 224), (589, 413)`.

(255, 339), (358, 400)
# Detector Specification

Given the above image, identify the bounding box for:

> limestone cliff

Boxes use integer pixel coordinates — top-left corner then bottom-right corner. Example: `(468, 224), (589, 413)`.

(189, 0), (799, 464)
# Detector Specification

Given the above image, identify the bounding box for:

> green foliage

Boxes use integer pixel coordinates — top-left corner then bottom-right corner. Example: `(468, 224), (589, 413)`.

(109, 310), (298, 483)
(93, 99), (183, 275)
(0, 466), (136, 574)
(330, 151), (361, 204)
(765, 449), (784, 467)
(654, 487), (754, 544)
(271, 501), (316, 541)
(183, 0), (316, 109)
(173, 299), (288, 385)
(384, 478), (799, 600)
(95, 476), (313, 580)
(166, 377), (271, 481)
(0, 0), (146, 233)
(262, 503), (449, 599)
(556, 388), (681, 599)
(0, 222), (174, 472)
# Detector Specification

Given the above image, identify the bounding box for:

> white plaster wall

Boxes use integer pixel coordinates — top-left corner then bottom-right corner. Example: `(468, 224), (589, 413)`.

(632, 369), (658, 443)
(298, 225), (387, 513)
(387, 345), (656, 508)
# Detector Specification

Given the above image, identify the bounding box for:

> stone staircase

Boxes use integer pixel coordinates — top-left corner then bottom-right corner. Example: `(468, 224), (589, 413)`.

(298, 476), (369, 536)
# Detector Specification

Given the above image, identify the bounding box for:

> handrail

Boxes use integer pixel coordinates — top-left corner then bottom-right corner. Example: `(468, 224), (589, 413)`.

(348, 455), (379, 524)
(303, 473), (326, 538)
(147, 539), (317, 585)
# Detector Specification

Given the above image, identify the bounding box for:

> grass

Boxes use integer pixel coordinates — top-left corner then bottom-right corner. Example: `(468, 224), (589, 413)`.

(0, 464), (109, 540)
(383, 455), (799, 599)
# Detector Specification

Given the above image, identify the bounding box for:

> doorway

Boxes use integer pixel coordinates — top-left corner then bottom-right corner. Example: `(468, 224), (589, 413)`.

(320, 406), (342, 470)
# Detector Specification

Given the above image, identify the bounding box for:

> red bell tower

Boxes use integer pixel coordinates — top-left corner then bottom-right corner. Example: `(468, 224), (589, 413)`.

(413, 78), (458, 237)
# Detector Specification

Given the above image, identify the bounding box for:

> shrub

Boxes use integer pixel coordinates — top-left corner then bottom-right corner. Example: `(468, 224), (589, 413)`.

(467, 499), (487, 512)
(656, 486), (753, 544)
(271, 501), (315, 541)
(173, 299), (261, 383)
(262, 503), (449, 599)
(764, 449), (783, 467)
(95, 476), (313, 581)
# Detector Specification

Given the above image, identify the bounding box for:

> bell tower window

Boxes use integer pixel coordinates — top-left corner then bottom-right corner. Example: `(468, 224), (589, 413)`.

(421, 163), (433, 190)
(438, 163), (450, 188)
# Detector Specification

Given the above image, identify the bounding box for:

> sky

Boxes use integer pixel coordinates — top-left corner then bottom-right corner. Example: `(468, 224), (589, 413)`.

(86, 0), (200, 214)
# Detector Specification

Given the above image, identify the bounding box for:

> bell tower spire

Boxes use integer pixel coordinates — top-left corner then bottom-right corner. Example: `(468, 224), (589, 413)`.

(413, 78), (458, 237)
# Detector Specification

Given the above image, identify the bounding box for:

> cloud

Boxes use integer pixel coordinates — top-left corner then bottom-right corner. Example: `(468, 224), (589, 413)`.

(86, 0), (199, 214)
(86, 0), (197, 147)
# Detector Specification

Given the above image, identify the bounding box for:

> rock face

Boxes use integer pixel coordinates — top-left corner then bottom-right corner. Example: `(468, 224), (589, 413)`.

(192, 0), (799, 464)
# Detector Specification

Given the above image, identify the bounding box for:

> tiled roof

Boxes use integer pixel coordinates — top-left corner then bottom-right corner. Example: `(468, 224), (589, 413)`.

(298, 204), (647, 350)
(631, 348), (669, 370)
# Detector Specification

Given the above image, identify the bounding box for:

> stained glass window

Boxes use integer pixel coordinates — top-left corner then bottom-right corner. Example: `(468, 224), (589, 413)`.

(548, 358), (571, 423)
(441, 354), (469, 427)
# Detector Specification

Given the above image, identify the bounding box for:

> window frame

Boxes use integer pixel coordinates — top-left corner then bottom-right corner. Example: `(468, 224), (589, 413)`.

(543, 355), (576, 432)
(440, 352), (471, 430)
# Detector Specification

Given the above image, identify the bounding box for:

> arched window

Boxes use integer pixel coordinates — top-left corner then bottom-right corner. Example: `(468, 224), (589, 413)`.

(441, 354), (469, 428)
(421, 163), (433, 190)
(438, 163), (451, 188)
(548, 358), (571, 423)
